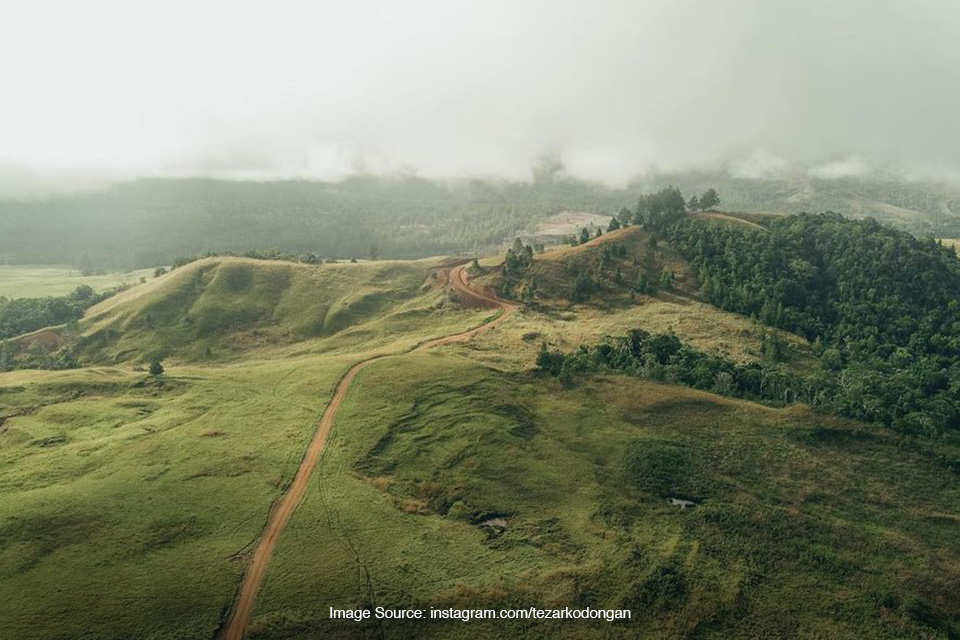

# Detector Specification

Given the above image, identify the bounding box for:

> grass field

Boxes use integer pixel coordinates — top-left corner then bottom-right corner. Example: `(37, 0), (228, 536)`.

(2, 244), (959, 640)
(73, 257), (485, 364)
(0, 260), (492, 640)
(250, 352), (960, 639)
(0, 265), (157, 298)
(0, 359), (351, 639)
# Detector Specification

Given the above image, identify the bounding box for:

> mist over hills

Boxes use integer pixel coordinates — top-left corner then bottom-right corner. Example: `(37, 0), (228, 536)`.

(2, 170), (958, 270)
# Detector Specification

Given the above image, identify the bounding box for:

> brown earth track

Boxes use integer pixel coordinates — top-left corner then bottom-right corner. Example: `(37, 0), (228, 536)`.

(218, 264), (513, 640)
(690, 211), (769, 232)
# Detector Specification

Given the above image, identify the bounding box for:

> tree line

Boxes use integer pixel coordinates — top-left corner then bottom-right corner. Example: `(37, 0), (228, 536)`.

(0, 285), (113, 341)
(657, 211), (960, 435)
(537, 329), (809, 407)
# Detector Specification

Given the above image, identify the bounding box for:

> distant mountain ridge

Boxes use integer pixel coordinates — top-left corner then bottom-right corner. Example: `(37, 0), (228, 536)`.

(2, 172), (958, 270)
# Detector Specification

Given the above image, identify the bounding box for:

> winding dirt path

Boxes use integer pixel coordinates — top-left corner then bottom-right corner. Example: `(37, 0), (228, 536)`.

(690, 211), (769, 232)
(218, 264), (513, 640)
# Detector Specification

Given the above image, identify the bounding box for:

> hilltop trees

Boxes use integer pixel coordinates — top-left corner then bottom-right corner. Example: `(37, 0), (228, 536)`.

(685, 188), (720, 212)
(633, 186), (687, 231)
(699, 188), (720, 211)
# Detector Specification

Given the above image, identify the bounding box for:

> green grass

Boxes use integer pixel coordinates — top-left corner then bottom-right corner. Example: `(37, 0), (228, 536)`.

(71, 256), (486, 365)
(0, 274), (496, 638)
(249, 352), (960, 639)
(3, 252), (959, 640)
(0, 264), (156, 298)
(0, 359), (355, 640)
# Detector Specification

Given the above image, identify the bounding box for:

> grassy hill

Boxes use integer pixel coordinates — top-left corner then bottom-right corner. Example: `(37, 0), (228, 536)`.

(76, 257), (443, 362)
(250, 352), (960, 639)
(4, 257), (488, 367)
(472, 225), (813, 371)
(1, 224), (959, 640)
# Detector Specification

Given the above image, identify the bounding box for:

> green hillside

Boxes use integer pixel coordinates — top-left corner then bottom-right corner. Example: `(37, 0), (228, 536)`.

(76, 257), (455, 363)
(1, 214), (959, 640)
(253, 353), (960, 639)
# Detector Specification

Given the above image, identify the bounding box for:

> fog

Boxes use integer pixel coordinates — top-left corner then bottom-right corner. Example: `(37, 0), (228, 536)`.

(2, 0), (959, 196)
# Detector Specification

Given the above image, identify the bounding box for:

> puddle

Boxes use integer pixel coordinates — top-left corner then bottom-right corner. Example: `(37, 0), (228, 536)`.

(479, 517), (507, 530)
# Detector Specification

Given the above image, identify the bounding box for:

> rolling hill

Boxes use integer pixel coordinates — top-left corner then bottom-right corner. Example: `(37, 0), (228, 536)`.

(1, 215), (958, 640)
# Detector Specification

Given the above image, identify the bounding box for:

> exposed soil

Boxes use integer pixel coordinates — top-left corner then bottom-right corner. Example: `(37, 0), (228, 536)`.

(690, 211), (769, 232)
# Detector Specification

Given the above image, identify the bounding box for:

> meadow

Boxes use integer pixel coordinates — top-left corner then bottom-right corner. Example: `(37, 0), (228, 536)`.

(250, 351), (960, 639)
(0, 265), (156, 298)
(1, 222), (958, 640)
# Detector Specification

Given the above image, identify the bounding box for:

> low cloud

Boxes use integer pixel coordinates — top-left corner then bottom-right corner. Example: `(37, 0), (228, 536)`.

(809, 157), (870, 180)
(1, 0), (959, 196)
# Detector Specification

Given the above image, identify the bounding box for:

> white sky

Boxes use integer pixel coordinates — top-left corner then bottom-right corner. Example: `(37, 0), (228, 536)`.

(1, 0), (959, 195)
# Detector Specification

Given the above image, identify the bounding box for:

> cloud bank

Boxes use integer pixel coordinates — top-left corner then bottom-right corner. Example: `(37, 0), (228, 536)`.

(2, 0), (959, 195)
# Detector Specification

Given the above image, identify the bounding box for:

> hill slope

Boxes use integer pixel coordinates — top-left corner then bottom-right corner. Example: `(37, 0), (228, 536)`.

(72, 257), (466, 363)
(1, 234), (958, 640)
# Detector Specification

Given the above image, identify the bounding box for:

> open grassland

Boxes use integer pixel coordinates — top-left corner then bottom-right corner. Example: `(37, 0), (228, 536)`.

(0, 262), (493, 640)
(249, 352), (960, 639)
(0, 359), (350, 640)
(0, 264), (156, 298)
(460, 300), (814, 374)
(2, 235), (959, 640)
(74, 257), (485, 364)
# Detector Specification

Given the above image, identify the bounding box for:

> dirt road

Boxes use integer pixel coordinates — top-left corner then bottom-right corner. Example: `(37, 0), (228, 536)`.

(218, 264), (513, 640)
(690, 211), (769, 232)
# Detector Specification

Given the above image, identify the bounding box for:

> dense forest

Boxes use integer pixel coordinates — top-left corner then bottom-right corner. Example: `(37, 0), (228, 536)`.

(652, 212), (960, 435)
(2, 171), (960, 270)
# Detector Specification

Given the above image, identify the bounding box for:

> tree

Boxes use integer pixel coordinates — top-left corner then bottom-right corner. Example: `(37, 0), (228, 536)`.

(522, 277), (537, 304)
(154, 267), (168, 278)
(367, 242), (380, 260)
(637, 186), (686, 231)
(687, 195), (700, 211)
(700, 188), (720, 211)
(595, 228), (603, 238)
(579, 227), (591, 245)
(659, 269), (674, 290)
(607, 216), (621, 232)
(149, 360), (164, 377)
(636, 273), (650, 295)
(572, 271), (595, 302)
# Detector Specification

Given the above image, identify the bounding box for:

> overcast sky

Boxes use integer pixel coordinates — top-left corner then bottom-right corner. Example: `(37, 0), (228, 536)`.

(2, 0), (959, 195)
